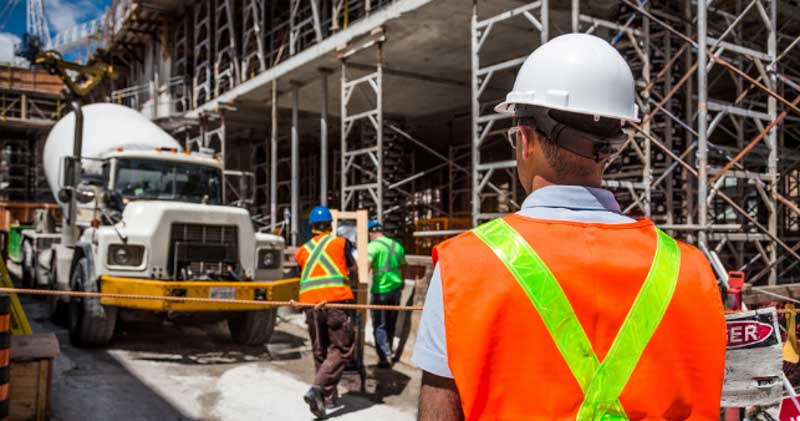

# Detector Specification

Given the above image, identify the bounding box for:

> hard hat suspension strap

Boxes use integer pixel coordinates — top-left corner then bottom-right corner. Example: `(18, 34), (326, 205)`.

(516, 106), (627, 162)
(472, 219), (680, 420)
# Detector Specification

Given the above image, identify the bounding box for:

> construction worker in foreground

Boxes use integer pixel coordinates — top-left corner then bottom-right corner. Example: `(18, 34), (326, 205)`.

(413, 33), (726, 420)
(367, 220), (407, 368)
(294, 206), (356, 418)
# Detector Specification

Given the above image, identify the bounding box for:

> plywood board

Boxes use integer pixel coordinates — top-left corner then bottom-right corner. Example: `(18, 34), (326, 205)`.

(722, 308), (784, 407)
(10, 334), (59, 361)
(10, 359), (52, 421)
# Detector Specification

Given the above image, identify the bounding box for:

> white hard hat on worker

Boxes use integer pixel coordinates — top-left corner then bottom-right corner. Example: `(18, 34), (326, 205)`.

(497, 33), (639, 121)
(497, 33), (639, 161)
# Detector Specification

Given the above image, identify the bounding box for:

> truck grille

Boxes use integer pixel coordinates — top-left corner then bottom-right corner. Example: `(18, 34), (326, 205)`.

(168, 223), (239, 279)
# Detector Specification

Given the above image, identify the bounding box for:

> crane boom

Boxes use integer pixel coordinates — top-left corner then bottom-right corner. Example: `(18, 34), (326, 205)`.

(26, 0), (51, 48)
(35, 50), (115, 97)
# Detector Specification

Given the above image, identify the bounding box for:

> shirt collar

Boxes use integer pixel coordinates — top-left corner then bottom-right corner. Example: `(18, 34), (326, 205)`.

(520, 185), (623, 213)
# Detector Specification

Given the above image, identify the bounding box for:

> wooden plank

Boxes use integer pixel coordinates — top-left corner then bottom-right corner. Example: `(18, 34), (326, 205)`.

(36, 362), (50, 421)
(721, 307), (784, 407)
(10, 359), (52, 421)
(0, 67), (63, 96)
(743, 282), (800, 306)
(11, 334), (60, 361)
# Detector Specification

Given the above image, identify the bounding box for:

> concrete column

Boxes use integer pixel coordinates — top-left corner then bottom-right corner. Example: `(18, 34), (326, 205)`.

(697, 0), (709, 247)
(270, 81), (278, 232)
(571, 0), (579, 32)
(291, 83), (300, 246)
(320, 69), (330, 206)
(767, 0), (778, 284)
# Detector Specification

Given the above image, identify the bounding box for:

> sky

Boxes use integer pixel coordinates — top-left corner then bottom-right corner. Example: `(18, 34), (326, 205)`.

(0, 0), (110, 62)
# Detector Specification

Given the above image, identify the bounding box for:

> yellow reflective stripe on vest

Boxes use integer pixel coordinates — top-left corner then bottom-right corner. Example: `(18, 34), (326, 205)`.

(473, 219), (680, 420)
(300, 235), (347, 293)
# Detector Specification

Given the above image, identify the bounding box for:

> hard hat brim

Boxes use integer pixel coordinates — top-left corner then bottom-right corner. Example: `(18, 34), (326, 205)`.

(494, 99), (641, 124)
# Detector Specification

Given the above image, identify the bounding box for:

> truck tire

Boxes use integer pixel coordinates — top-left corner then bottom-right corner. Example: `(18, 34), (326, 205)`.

(68, 258), (116, 347)
(21, 239), (34, 288)
(46, 256), (67, 325)
(227, 308), (277, 346)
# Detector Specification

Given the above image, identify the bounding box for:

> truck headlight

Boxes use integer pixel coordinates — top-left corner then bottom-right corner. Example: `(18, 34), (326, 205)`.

(258, 249), (281, 269)
(108, 244), (145, 267)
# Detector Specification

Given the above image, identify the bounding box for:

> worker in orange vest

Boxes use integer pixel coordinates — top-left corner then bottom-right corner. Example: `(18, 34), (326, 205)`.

(412, 33), (726, 420)
(295, 205), (356, 418)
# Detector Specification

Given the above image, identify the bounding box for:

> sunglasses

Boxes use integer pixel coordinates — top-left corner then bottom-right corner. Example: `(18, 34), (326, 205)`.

(506, 125), (538, 151)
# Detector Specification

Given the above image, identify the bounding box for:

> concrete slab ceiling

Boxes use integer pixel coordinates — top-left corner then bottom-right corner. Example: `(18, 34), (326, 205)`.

(192, 0), (558, 123)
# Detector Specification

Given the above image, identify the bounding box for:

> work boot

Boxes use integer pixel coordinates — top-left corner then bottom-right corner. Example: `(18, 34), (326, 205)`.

(303, 387), (326, 419)
(377, 360), (392, 369)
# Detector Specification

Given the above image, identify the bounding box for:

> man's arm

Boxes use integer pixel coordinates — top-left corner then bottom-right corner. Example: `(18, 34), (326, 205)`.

(418, 371), (464, 421)
(344, 239), (357, 271)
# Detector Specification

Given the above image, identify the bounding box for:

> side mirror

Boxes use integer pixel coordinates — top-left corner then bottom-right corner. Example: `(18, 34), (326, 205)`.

(57, 188), (71, 203)
(75, 183), (96, 204)
(102, 190), (124, 211)
(240, 173), (255, 203)
(59, 156), (78, 188)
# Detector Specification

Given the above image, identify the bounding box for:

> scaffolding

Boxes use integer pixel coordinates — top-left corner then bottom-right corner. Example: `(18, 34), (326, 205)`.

(470, 1), (548, 225)
(469, 0), (800, 284)
(339, 32), (385, 222)
(88, 0), (800, 284)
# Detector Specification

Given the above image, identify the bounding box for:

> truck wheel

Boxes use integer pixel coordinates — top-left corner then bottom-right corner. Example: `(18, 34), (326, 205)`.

(21, 239), (35, 288)
(68, 258), (116, 347)
(46, 257), (67, 325)
(227, 308), (277, 346)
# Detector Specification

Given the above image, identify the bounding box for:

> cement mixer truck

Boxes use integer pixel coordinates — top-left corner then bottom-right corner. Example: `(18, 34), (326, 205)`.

(20, 103), (297, 346)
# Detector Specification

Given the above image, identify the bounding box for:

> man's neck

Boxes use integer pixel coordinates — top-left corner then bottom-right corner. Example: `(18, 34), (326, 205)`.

(529, 175), (602, 193)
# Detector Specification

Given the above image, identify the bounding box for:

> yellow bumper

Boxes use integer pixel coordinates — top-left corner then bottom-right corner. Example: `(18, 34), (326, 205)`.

(99, 276), (300, 312)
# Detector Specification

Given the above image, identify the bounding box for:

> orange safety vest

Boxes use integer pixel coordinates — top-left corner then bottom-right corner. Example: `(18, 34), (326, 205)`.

(294, 233), (354, 304)
(434, 215), (726, 420)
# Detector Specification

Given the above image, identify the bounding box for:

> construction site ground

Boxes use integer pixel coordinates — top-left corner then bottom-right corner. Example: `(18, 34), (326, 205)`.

(12, 270), (420, 420)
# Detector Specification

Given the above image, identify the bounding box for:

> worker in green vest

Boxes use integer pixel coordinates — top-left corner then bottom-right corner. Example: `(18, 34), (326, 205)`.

(367, 220), (407, 369)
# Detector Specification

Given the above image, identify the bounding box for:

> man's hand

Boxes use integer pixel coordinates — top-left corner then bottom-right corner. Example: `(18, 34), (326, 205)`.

(418, 371), (463, 421)
(314, 300), (328, 310)
(289, 299), (301, 310)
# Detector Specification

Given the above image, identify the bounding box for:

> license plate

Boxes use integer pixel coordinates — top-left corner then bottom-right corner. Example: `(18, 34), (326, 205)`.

(210, 287), (236, 300)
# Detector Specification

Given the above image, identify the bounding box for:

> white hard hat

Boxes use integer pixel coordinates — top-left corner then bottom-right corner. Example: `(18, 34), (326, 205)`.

(495, 33), (640, 122)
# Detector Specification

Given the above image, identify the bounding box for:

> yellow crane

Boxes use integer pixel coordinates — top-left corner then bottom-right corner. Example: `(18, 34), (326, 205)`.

(34, 50), (116, 97)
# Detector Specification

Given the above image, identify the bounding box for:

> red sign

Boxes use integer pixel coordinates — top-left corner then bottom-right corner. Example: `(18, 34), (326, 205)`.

(779, 396), (800, 421)
(726, 321), (773, 349)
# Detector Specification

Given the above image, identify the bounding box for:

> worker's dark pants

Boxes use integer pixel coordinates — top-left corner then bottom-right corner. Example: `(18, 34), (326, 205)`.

(370, 288), (402, 363)
(305, 307), (355, 403)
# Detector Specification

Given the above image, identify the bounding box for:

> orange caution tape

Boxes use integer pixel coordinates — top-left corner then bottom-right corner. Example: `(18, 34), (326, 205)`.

(0, 287), (423, 312)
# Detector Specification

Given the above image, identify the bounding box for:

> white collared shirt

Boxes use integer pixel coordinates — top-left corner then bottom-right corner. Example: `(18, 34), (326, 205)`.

(411, 185), (635, 378)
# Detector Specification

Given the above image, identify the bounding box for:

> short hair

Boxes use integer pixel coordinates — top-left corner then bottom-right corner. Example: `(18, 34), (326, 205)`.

(311, 221), (332, 232)
(516, 117), (602, 179)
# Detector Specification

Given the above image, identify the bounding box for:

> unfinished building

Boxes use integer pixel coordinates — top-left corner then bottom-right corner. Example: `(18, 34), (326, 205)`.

(81, 0), (800, 285)
(0, 66), (63, 234)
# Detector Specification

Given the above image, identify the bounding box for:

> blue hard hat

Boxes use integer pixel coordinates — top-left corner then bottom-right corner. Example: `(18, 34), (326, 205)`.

(308, 206), (332, 224)
(368, 220), (383, 231)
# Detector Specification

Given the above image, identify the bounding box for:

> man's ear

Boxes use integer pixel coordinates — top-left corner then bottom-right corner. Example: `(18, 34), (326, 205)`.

(521, 128), (535, 160)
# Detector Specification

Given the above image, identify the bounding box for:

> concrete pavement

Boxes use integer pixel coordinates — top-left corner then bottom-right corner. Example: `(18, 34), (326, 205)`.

(20, 295), (420, 421)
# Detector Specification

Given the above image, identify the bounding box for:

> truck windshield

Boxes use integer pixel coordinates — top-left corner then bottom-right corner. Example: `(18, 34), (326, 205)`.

(114, 159), (222, 204)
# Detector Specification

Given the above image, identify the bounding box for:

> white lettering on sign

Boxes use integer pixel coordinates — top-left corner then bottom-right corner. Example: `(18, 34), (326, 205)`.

(726, 321), (773, 349)
(730, 326), (743, 343)
(745, 324), (758, 342)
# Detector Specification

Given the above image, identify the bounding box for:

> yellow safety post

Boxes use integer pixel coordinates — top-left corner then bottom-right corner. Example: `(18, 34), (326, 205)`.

(0, 258), (32, 335)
